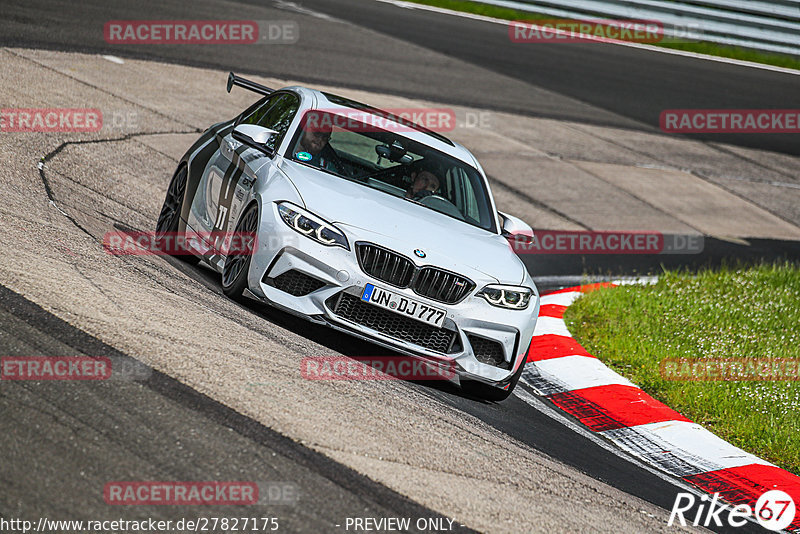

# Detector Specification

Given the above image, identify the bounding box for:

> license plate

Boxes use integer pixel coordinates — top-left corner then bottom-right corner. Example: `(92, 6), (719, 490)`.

(361, 284), (446, 328)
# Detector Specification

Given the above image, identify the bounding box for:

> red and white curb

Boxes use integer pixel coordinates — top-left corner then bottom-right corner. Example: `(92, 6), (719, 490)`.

(521, 283), (800, 532)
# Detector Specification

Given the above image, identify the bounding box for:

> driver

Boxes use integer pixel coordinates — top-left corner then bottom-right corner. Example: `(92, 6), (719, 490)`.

(295, 118), (344, 174)
(405, 170), (440, 200)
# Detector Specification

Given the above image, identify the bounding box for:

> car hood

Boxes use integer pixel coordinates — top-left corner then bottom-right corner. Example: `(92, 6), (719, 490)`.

(280, 160), (525, 285)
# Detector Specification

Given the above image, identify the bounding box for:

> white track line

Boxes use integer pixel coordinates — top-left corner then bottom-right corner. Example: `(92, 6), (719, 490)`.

(616, 420), (774, 471)
(534, 355), (635, 390)
(601, 421), (773, 472)
(532, 316), (572, 337)
(514, 387), (719, 497)
(539, 291), (582, 307)
(515, 385), (766, 530)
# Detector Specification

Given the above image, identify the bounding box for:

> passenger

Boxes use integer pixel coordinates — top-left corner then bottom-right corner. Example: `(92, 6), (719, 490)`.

(405, 170), (440, 200)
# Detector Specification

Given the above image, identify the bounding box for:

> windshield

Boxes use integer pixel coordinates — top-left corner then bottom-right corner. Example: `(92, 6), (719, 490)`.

(285, 110), (497, 232)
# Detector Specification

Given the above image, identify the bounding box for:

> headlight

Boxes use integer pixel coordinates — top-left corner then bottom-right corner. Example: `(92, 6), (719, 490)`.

(477, 284), (533, 310)
(277, 202), (349, 250)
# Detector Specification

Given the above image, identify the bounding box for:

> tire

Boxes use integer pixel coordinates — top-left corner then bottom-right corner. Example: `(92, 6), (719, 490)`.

(155, 165), (199, 265)
(461, 346), (529, 402)
(221, 203), (259, 301)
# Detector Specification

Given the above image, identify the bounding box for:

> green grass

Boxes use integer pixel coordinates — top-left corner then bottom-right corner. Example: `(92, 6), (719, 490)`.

(406, 0), (800, 71)
(405, 0), (554, 21)
(563, 263), (800, 475)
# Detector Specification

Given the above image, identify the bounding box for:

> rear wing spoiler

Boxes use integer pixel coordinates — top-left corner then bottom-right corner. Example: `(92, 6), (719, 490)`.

(227, 72), (274, 96)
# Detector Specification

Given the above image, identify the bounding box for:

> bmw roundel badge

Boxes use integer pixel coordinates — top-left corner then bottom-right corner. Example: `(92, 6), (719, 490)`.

(414, 249), (426, 258)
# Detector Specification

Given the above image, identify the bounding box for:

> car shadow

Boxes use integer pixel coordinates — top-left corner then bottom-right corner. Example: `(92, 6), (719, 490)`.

(165, 255), (492, 403)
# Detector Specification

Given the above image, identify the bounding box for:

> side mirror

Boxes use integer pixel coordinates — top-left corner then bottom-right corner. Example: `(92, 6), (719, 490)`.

(499, 211), (534, 244)
(232, 124), (278, 155)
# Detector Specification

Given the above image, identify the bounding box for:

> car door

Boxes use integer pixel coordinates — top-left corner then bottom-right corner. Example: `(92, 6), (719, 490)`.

(197, 92), (300, 261)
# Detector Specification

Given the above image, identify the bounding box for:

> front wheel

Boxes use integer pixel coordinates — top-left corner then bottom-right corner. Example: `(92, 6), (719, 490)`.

(221, 204), (259, 301)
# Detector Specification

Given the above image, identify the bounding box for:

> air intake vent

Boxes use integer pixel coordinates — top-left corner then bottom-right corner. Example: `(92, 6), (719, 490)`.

(327, 293), (461, 354)
(266, 269), (326, 296)
(467, 335), (509, 369)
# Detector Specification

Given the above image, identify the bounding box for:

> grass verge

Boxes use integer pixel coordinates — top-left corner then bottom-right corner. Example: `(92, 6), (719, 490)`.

(563, 263), (800, 475)
(404, 0), (800, 71)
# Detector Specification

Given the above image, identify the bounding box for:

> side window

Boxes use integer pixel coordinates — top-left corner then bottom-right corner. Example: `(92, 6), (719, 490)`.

(241, 93), (299, 152)
(240, 95), (276, 127)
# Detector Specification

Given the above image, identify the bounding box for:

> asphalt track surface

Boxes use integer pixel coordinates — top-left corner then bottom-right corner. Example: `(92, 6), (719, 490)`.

(2, 0), (800, 155)
(2, 0), (798, 532)
(0, 283), (472, 533)
(0, 265), (766, 534)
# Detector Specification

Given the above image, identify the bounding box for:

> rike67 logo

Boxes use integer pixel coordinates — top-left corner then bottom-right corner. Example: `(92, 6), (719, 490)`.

(669, 490), (796, 531)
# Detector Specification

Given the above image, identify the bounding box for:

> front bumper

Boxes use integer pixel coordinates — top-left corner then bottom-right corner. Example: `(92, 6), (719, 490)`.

(246, 203), (539, 385)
